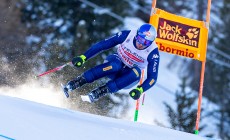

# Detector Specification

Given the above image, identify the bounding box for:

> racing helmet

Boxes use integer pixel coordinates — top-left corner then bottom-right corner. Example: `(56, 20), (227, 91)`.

(135, 23), (157, 49)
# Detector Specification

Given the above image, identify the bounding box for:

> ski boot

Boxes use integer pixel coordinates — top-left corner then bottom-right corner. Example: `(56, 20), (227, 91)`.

(63, 75), (87, 98)
(81, 85), (111, 103)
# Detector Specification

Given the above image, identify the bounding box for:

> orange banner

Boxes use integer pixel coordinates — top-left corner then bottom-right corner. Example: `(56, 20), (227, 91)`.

(150, 8), (209, 61)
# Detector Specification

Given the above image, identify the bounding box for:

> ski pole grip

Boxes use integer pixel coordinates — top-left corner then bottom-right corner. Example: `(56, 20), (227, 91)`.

(72, 55), (86, 67)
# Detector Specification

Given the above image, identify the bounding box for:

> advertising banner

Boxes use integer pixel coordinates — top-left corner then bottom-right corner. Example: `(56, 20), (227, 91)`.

(150, 8), (209, 61)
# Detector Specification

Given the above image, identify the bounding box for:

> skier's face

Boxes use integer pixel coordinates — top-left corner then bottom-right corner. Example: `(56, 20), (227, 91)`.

(135, 35), (152, 50)
(136, 41), (146, 50)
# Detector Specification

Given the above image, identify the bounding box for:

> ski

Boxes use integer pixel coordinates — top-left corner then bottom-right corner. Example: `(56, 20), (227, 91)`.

(61, 84), (70, 98)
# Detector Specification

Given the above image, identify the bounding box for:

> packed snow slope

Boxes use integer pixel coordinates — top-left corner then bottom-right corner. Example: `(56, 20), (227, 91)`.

(0, 95), (210, 140)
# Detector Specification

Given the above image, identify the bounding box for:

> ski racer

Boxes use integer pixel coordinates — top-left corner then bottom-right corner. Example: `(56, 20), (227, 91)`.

(63, 23), (160, 103)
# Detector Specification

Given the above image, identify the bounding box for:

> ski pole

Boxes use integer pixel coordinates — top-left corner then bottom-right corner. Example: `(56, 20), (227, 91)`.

(142, 93), (146, 105)
(35, 62), (72, 78)
(134, 70), (145, 122)
(134, 98), (140, 122)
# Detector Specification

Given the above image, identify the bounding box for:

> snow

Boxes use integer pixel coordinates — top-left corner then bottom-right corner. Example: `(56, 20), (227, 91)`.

(0, 95), (211, 140)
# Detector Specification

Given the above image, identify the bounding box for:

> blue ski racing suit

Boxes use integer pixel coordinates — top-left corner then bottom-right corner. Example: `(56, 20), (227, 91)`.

(65, 23), (160, 102)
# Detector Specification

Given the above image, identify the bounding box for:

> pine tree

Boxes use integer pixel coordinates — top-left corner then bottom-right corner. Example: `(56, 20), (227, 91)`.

(164, 76), (205, 133)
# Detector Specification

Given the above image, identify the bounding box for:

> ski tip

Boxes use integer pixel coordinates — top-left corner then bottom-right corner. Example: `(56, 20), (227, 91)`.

(64, 90), (69, 98)
(63, 87), (69, 98)
(80, 95), (93, 103)
(61, 83), (69, 98)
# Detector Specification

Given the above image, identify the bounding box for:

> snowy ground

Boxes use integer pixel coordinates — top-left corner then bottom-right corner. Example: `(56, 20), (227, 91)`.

(0, 95), (212, 140)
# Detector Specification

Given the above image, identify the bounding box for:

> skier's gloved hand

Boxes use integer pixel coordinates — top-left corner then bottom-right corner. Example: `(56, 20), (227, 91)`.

(129, 86), (143, 100)
(72, 55), (86, 68)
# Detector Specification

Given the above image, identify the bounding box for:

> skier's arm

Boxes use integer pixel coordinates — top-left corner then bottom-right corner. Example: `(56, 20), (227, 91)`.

(129, 48), (160, 100)
(139, 48), (160, 92)
(83, 30), (130, 60)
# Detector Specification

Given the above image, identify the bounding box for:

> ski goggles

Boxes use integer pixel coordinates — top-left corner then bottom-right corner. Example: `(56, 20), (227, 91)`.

(135, 35), (153, 48)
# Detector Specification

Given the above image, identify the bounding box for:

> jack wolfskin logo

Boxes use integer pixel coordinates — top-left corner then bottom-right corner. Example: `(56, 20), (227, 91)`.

(158, 18), (200, 48)
(186, 28), (199, 39)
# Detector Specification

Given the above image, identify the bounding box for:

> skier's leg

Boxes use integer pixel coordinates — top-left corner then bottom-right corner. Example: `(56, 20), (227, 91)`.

(106, 66), (141, 93)
(64, 75), (87, 91)
(83, 54), (123, 83)
(65, 54), (123, 91)
(85, 84), (110, 102)
(86, 66), (141, 102)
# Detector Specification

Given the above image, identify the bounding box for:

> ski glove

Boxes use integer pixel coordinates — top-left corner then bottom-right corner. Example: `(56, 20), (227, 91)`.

(129, 86), (143, 100)
(72, 55), (86, 68)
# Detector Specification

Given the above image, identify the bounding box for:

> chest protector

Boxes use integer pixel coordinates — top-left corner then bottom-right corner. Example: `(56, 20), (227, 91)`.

(117, 30), (157, 69)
